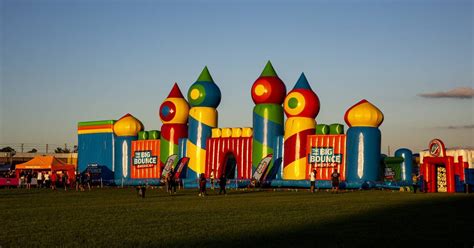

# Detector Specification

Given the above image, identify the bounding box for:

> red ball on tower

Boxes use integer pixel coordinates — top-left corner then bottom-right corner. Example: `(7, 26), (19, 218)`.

(284, 73), (320, 118)
(251, 61), (287, 104)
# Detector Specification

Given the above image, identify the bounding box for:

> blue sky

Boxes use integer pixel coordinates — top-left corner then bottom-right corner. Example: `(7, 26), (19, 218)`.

(1, 0), (473, 153)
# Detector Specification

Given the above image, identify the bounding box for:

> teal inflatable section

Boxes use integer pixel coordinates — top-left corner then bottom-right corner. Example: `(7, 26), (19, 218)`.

(345, 127), (382, 183)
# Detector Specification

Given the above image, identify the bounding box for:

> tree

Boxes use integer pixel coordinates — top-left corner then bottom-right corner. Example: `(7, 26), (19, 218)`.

(55, 147), (71, 153)
(0, 147), (15, 153)
(27, 148), (38, 153)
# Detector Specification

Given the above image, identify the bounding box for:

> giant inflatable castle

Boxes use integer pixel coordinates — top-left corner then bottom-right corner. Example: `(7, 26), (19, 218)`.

(77, 62), (473, 191)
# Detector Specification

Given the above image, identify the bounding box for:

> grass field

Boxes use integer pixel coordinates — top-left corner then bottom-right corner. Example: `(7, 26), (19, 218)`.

(1, 187), (473, 247)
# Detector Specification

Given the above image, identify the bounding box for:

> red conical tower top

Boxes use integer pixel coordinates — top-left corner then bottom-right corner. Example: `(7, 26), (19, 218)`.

(167, 83), (185, 98)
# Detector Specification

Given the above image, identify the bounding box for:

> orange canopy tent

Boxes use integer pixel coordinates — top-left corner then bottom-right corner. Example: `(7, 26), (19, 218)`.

(16, 156), (76, 179)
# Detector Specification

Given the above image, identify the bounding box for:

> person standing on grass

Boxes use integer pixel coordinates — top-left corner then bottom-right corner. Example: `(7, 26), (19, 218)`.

(19, 171), (24, 188)
(210, 169), (215, 190)
(219, 174), (227, 195)
(412, 173), (420, 193)
(310, 168), (317, 193)
(56, 173), (61, 189)
(51, 172), (56, 190)
(26, 171), (32, 190)
(86, 171), (92, 191)
(44, 172), (50, 189)
(331, 169), (340, 193)
(248, 177), (256, 191)
(62, 172), (68, 191)
(81, 172), (87, 191)
(37, 171), (43, 189)
(199, 173), (207, 197)
(166, 171), (173, 194)
(75, 172), (80, 191)
(169, 171), (177, 195)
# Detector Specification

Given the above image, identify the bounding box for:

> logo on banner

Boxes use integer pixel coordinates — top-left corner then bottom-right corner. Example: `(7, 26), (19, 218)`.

(308, 147), (343, 167)
(161, 154), (178, 178)
(253, 154), (273, 181)
(132, 150), (158, 168)
(429, 139), (445, 157)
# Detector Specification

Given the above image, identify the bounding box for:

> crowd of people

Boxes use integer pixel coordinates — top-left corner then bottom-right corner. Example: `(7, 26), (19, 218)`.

(159, 167), (345, 197)
(10, 167), (427, 196)
(162, 169), (229, 197)
(18, 170), (53, 189)
(198, 171), (227, 197)
(158, 167), (344, 197)
(75, 171), (92, 191)
(16, 170), (92, 191)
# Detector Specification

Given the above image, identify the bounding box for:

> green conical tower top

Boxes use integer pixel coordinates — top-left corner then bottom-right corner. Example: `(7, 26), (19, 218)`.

(196, 66), (214, 82)
(260, 60), (278, 77)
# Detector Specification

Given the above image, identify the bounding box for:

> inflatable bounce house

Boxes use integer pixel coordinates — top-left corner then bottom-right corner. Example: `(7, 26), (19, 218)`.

(77, 62), (472, 191)
(418, 139), (474, 193)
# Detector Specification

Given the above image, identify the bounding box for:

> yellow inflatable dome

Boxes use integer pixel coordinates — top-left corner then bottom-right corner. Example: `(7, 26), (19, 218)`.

(344, 99), (384, 127)
(113, 113), (143, 136)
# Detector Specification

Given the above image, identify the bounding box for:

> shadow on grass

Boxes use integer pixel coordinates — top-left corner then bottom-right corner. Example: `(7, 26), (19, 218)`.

(136, 195), (474, 248)
(2, 189), (473, 247)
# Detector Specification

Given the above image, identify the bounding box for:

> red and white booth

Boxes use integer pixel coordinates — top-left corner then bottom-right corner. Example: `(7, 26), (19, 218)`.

(419, 139), (473, 193)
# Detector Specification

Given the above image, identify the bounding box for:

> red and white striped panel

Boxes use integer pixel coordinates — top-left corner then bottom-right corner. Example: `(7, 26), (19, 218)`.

(206, 137), (253, 179)
(131, 140), (160, 179)
(306, 135), (346, 181)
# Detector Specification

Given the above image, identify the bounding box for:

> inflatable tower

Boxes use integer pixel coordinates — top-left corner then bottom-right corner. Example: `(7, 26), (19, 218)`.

(159, 83), (189, 173)
(283, 73), (320, 180)
(251, 61), (286, 178)
(113, 114), (143, 185)
(344, 100), (384, 184)
(186, 67), (221, 179)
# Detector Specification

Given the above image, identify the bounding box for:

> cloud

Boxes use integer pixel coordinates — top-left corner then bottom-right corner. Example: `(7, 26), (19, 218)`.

(438, 124), (474, 129)
(418, 87), (474, 99)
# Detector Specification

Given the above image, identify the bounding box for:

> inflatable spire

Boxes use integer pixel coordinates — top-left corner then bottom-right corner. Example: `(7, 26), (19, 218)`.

(159, 83), (189, 173)
(113, 113), (143, 184)
(251, 61), (286, 179)
(344, 99), (384, 184)
(283, 73), (319, 180)
(186, 67), (221, 179)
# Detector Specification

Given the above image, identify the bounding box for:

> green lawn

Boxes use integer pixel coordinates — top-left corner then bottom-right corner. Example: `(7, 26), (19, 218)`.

(1, 188), (473, 247)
